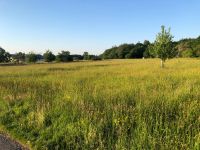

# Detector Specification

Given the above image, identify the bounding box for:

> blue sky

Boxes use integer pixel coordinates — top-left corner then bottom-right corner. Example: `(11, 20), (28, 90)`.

(0, 0), (200, 54)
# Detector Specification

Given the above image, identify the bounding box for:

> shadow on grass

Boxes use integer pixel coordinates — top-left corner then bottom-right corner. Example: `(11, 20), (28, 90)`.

(0, 63), (27, 67)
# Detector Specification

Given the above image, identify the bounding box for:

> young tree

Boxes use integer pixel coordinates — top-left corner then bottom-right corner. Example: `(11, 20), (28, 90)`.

(43, 50), (56, 62)
(153, 26), (177, 68)
(0, 47), (11, 63)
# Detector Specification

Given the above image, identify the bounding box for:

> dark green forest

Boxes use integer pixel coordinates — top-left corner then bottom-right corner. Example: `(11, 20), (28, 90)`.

(101, 36), (200, 59)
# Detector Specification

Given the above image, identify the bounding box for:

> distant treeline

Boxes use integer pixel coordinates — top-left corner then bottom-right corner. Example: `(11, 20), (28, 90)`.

(1, 35), (200, 63)
(101, 36), (200, 59)
(0, 49), (101, 63)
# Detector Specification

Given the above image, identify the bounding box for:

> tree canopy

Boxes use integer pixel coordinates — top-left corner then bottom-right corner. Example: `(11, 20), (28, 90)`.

(56, 51), (73, 62)
(153, 26), (177, 60)
(0, 47), (11, 63)
(43, 50), (56, 62)
(101, 42), (150, 59)
(12, 52), (25, 63)
(26, 52), (37, 63)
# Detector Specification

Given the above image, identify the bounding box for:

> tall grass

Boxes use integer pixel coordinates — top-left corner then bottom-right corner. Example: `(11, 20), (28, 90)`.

(0, 59), (199, 149)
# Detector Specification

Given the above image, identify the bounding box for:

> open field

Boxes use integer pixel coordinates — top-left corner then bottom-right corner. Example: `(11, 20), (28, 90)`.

(0, 59), (199, 149)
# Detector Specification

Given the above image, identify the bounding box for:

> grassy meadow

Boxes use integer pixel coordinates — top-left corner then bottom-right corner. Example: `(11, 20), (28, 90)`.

(0, 59), (199, 149)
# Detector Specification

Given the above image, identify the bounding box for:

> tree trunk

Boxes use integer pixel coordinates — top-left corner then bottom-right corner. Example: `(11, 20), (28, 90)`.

(161, 59), (164, 68)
